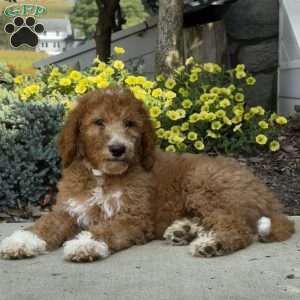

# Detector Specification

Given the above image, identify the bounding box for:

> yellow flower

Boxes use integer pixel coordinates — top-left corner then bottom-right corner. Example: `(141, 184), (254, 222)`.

(125, 75), (137, 86)
(156, 128), (165, 138)
(275, 116), (288, 126)
(113, 60), (125, 70)
(176, 109), (186, 119)
(136, 76), (146, 85)
(149, 106), (161, 118)
(210, 87), (220, 94)
(69, 70), (81, 81)
(219, 99), (231, 108)
(269, 140), (280, 152)
(216, 110), (226, 118)
(131, 86), (146, 100)
(207, 112), (216, 121)
(181, 122), (189, 131)
(96, 62), (107, 71)
(223, 116), (232, 126)
(114, 46), (125, 55)
(232, 116), (242, 124)
(256, 106), (265, 116)
(164, 130), (171, 139)
(204, 63), (221, 73)
(235, 64), (245, 72)
(246, 76), (256, 85)
(178, 88), (189, 97)
(152, 119), (161, 129)
(15, 75), (23, 84)
(171, 126), (181, 134)
(233, 106), (244, 117)
(206, 130), (218, 139)
(194, 140), (205, 151)
(96, 77), (109, 89)
(192, 66), (202, 74)
(189, 73), (198, 82)
(165, 78), (176, 89)
(236, 71), (247, 79)
(234, 93), (245, 102)
(189, 113), (201, 123)
(50, 67), (60, 77)
(187, 131), (198, 141)
(228, 84), (236, 92)
(152, 88), (163, 98)
(59, 78), (71, 86)
(258, 121), (269, 129)
(156, 74), (165, 82)
(166, 110), (180, 120)
(244, 112), (252, 121)
(211, 121), (222, 131)
(165, 91), (176, 99)
(185, 56), (194, 65)
(64, 100), (76, 111)
(104, 66), (114, 76)
(75, 84), (87, 94)
(143, 80), (155, 89)
(256, 134), (268, 145)
(250, 106), (265, 116)
(166, 145), (176, 152)
(182, 99), (193, 109)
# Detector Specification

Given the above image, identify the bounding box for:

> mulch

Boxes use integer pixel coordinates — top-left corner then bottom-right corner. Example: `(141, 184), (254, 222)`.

(238, 117), (300, 216)
(1, 118), (299, 223)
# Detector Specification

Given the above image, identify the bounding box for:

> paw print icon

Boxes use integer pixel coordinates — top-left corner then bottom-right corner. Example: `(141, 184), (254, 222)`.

(4, 16), (44, 48)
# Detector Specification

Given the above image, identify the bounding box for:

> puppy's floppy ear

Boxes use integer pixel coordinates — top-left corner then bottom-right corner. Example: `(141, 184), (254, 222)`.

(140, 108), (156, 171)
(58, 100), (85, 168)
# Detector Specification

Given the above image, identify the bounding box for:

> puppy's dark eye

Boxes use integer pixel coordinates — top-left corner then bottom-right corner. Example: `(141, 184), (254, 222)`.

(94, 118), (105, 127)
(124, 120), (136, 128)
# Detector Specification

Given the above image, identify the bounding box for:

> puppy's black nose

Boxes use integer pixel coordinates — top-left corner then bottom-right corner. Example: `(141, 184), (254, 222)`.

(109, 144), (126, 157)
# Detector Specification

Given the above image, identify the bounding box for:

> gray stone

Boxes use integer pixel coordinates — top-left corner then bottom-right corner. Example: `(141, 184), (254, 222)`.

(238, 39), (278, 73)
(1, 220), (300, 300)
(245, 73), (276, 109)
(225, 0), (279, 40)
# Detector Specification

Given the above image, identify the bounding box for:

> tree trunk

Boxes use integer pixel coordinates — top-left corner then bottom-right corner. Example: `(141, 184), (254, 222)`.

(156, 0), (184, 74)
(95, 0), (120, 61)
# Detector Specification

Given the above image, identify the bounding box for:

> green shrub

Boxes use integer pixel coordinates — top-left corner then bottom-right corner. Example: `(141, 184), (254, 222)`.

(0, 89), (65, 209)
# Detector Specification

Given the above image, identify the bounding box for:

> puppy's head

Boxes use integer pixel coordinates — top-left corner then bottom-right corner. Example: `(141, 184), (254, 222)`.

(58, 88), (155, 175)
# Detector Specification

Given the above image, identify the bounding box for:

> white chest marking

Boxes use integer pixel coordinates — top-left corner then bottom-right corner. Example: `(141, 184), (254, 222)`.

(65, 188), (123, 227)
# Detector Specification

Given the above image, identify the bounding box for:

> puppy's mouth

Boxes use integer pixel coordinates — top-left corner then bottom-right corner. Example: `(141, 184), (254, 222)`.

(102, 158), (129, 175)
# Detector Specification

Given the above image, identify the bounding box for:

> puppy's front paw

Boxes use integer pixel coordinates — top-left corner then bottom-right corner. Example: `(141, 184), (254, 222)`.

(0, 230), (46, 259)
(189, 230), (224, 257)
(63, 231), (110, 262)
(163, 219), (198, 246)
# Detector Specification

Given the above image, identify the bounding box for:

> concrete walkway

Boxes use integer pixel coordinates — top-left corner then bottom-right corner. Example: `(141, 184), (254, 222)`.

(0, 219), (300, 300)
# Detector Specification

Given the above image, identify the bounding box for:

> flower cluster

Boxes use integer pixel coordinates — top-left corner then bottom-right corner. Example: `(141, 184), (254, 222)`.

(8, 47), (288, 155)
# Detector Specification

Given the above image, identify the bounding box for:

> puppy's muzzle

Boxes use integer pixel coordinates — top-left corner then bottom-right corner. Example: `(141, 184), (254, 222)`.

(108, 144), (126, 158)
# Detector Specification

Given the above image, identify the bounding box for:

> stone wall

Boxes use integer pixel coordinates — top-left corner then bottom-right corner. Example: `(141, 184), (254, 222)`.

(224, 0), (279, 110)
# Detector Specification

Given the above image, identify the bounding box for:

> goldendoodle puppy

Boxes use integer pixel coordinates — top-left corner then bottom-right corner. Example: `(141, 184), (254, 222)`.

(0, 88), (294, 262)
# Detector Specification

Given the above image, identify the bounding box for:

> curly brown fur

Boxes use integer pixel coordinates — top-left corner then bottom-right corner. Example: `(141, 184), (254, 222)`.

(0, 88), (294, 261)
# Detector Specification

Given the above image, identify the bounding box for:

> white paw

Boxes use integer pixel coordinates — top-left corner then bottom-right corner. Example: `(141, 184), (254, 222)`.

(189, 229), (224, 257)
(163, 219), (198, 246)
(63, 231), (110, 262)
(0, 230), (46, 259)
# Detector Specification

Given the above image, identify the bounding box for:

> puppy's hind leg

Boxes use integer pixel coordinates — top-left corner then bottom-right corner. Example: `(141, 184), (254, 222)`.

(190, 210), (254, 257)
(163, 218), (200, 246)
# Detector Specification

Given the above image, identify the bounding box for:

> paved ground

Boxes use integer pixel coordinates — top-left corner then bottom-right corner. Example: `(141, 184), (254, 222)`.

(0, 219), (300, 300)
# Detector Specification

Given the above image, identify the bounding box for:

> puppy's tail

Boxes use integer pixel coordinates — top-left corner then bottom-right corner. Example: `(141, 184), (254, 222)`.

(257, 214), (295, 242)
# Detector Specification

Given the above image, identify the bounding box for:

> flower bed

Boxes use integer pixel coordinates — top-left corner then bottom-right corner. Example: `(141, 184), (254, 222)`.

(0, 47), (288, 209)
